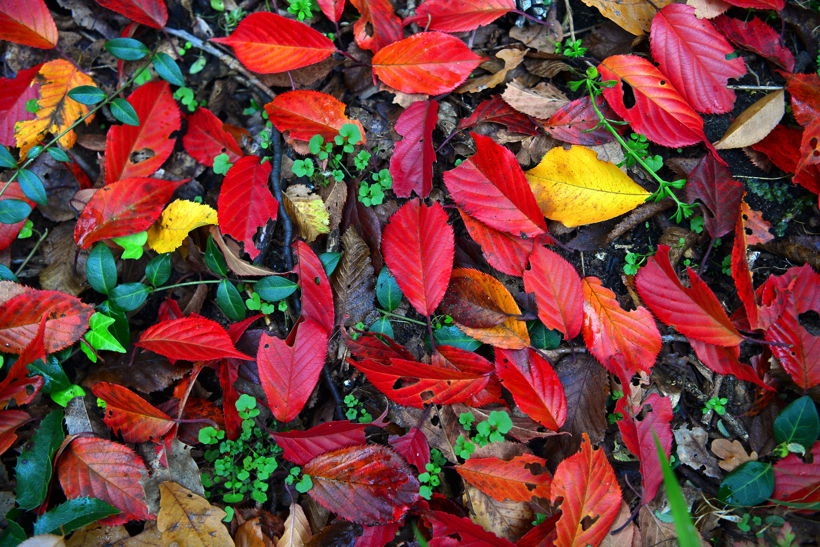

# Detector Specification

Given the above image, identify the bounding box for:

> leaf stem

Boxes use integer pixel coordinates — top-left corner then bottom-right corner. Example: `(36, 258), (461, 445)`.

(376, 308), (427, 327)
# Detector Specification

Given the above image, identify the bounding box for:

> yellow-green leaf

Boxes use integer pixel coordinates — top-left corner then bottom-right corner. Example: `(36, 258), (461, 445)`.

(525, 145), (650, 227)
(147, 200), (218, 253)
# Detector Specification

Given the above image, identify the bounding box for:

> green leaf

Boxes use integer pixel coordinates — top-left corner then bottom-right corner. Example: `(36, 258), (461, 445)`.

(376, 267), (402, 312)
(205, 235), (228, 277)
(433, 325), (481, 351)
(0, 146), (16, 168)
(34, 497), (119, 536)
(84, 312), (127, 354)
(528, 322), (562, 350)
(112, 231), (147, 259)
(110, 282), (150, 311)
(87, 244), (117, 294)
(110, 97), (140, 126)
(51, 384), (86, 407)
(213, 153), (233, 175)
(68, 85), (106, 105)
(369, 316), (394, 338)
(153, 52), (185, 87)
(774, 396), (819, 450)
(105, 38), (150, 61)
(16, 169), (47, 205)
(653, 434), (699, 547)
(97, 301), (130, 349)
(319, 252), (340, 276)
(255, 276), (298, 302)
(145, 253), (172, 286)
(719, 461), (774, 506)
(46, 148), (72, 162)
(28, 356), (71, 396)
(0, 519), (26, 546)
(0, 264), (18, 281)
(0, 199), (32, 224)
(15, 410), (65, 510)
(217, 280), (246, 322)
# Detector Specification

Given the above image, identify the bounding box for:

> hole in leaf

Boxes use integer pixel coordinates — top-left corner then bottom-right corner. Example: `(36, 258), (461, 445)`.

(580, 515), (600, 530)
(621, 82), (636, 109)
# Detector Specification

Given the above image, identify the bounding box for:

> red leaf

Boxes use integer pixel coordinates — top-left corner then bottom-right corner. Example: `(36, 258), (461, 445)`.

(550, 433), (622, 547)
(598, 55), (712, 150)
(74, 177), (188, 248)
(91, 382), (175, 443)
(581, 277), (661, 385)
(721, 0), (784, 9)
(0, 64), (40, 145)
(616, 394), (673, 504)
(458, 210), (534, 277)
(765, 264), (820, 316)
(689, 339), (771, 389)
(346, 331), (416, 363)
(317, 0), (345, 21)
(389, 427), (430, 472)
(443, 133), (546, 238)
(636, 245), (743, 346)
(182, 108), (243, 167)
(457, 96), (540, 136)
(94, 0), (167, 28)
(58, 437), (151, 524)
(372, 32), (484, 95)
(0, 290), (92, 354)
(0, 183), (35, 251)
(257, 319), (328, 422)
(294, 240), (335, 334)
(650, 4), (746, 114)
(264, 90), (365, 143)
(0, 410), (29, 456)
(104, 81), (180, 184)
(750, 124), (802, 174)
(456, 453), (551, 503)
(405, 0), (515, 33)
(684, 154), (744, 238)
(382, 199), (454, 316)
(772, 442), (820, 505)
(390, 100), (438, 198)
(0, 0), (57, 48)
(0, 314), (46, 407)
(273, 420), (369, 465)
(217, 155), (277, 260)
(523, 246), (583, 339)
(764, 294), (820, 390)
(712, 16), (794, 71)
(350, 0), (403, 53)
(434, 346), (504, 406)
(544, 96), (616, 145)
(303, 444), (419, 525)
(212, 13), (335, 74)
(785, 72), (820, 128)
(424, 510), (516, 546)
(136, 317), (252, 361)
(495, 348), (567, 431)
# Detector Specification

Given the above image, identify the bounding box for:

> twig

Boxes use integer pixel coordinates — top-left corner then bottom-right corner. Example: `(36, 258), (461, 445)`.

(323, 366), (345, 421)
(727, 85), (784, 91)
(266, 130), (294, 272)
(563, 0), (576, 42)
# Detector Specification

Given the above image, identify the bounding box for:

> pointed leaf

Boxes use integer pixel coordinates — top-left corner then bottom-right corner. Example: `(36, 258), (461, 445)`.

(0, 290), (92, 354)
(273, 421), (369, 465)
(495, 348), (566, 431)
(0, 64), (40, 146)
(457, 95), (540, 136)
(94, 0), (167, 28)
(524, 246), (583, 339)
(147, 199), (218, 253)
(389, 427), (430, 472)
(317, 0), (344, 21)
(34, 497), (119, 536)
(689, 339), (771, 389)
(714, 89), (785, 149)
(713, 15), (794, 71)
(15, 410), (63, 510)
(772, 442), (820, 505)
(91, 382), (174, 443)
(785, 72), (820, 128)
(136, 317), (252, 361)
(764, 295), (820, 390)
(277, 504), (311, 547)
(456, 453), (551, 503)
(390, 100), (438, 198)
(372, 32), (484, 95)
(544, 95), (616, 145)
(406, 0), (515, 32)
(264, 90), (365, 143)
(294, 240), (335, 334)
(719, 461), (774, 506)
(212, 12), (335, 73)
(425, 510), (516, 546)
(0, 410), (30, 456)
(302, 444), (419, 525)
(458, 210), (535, 277)
(0, 0), (57, 48)
(183, 108), (243, 167)
(684, 154), (744, 238)
(350, 0), (403, 52)
(580, 0), (674, 35)
(722, 0), (784, 9)
(157, 482), (232, 545)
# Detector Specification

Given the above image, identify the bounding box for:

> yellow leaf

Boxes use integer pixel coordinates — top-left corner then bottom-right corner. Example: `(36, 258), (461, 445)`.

(283, 184), (329, 243)
(157, 482), (234, 547)
(147, 200), (218, 253)
(580, 0), (675, 35)
(525, 145), (650, 227)
(14, 59), (97, 158)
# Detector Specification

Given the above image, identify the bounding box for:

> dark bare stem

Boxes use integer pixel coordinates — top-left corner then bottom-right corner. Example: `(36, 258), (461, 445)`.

(266, 129), (293, 272)
(323, 366), (345, 421)
(511, 10), (549, 25)
(435, 129), (460, 154)
(699, 237), (716, 275)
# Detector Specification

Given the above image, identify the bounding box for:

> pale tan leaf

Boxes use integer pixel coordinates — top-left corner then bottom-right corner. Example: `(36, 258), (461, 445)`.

(210, 226), (276, 276)
(39, 223), (86, 296)
(276, 504), (312, 547)
(66, 524), (129, 547)
(501, 79), (568, 120)
(19, 536), (66, 547)
(113, 522), (164, 546)
(283, 184), (329, 244)
(686, 0), (730, 19)
(236, 517), (274, 547)
(457, 49), (526, 94)
(714, 90), (785, 150)
(581, 0), (675, 35)
(711, 439), (757, 472)
(157, 481), (234, 547)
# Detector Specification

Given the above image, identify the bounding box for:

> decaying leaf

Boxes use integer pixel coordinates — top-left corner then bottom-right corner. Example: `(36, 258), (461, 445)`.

(147, 200), (218, 254)
(501, 79), (568, 120)
(157, 482), (233, 547)
(581, 0), (675, 35)
(283, 184), (330, 243)
(331, 228), (376, 327)
(277, 504), (311, 547)
(714, 89), (785, 149)
(711, 439), (757, 471)
(458, 49), (526, 94)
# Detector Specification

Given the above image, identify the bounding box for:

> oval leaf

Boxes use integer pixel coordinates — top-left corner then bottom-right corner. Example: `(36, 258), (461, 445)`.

(264, 90), (365, 143)
(136, 316), (252, 361)
(405, 0), (515, 32)
(495, 348), (567, 431)
(0, 289), (92, 354)
(95, 0), (168, 28)
(523, 246), (583, 339)
(92, 382), (174, 443)
(455, 453), (551, 503)
(0, 0), (57, 49)
(182, 108), (243, 167)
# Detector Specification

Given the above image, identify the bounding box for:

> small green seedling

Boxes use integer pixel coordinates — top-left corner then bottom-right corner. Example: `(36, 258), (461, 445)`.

(703, 397), (728, 416)
(418, 449), (447, 500)
(213, 153), (233, 175)
(554, 38), (588, 58)
(343, 393), (372, 423)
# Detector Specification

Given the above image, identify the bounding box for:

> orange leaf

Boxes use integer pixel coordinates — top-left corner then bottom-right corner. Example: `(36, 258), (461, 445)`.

(15, 59), (97, 158)
(264, 90), (365, 144)
(91, 382), (175, 443)
(0, 0), (57, 49)
(523, 246), (583, 339)
(0, 288), (92, 354)
(495, 348), (566, 431)
(456, 453), (551, 502)
(350, 0), (403, 53)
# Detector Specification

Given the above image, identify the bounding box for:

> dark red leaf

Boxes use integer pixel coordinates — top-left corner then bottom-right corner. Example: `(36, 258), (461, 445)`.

(458, 210), (535, 277)
(721, 0), (784, 10)
(685, 154), (744, 238)
(390, 100), (438, 198)
(785, 72), (820, 128)
(543, 96), (616, 145)
(317, 0), (345, 21)
(455, 453), (551, 503)
(523, 246), (583, 339)
(764, 264), (820, 316)
(0, 289), (92, 354)
(94, 0), (167, 28)
(136, 317), (252, 361)
(0, 64), (40, 145)
(457, 96), (540, 136)
(257, 319), (328, 423)
(350, 0), (403, 53)
(495, 348), (566, 431)
(443, 133), (546, 238)
(0, 410), (30, 456)
(346, 331), (416, 364)
(0, 314), (46, 408)
(0, 0), (57, 49)
(91, 382), (175, 443)
(382, 199), (454, 316)
(713, 16), (794, 71)
(750, 124), (802, 174)
(424, 510), (516, 546)
(183, 108), (243, 167)
(294, 240), (335, 334)
(688, 339), (772, 389)
(389, 427), (430, 472)
(104, 81), (180, 184)
(772, 442), (820, 505)
(763, 294), (820, 390)
(405, 0), (515, 33)
(303, 444), (419, 525)
(274, 420), (369, 465)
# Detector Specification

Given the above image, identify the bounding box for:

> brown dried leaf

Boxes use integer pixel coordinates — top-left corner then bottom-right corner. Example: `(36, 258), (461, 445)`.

(113, 522), (164, 546)
(157, 482), (234, 547)
(510, 24), (561, 53)
(66, 524), (129, 547)
(686, 0), (730, 19)
(463, 483), (533, 541)
(457, 49), (526, 94)
(276, 504), (312, 547)
(674, 425), (721, 478)
(715, 90), (785, 150)
(83, 352), (186, 394)
(237, 517), (275, 547)
(501, 79), (568, 120)
(581, 0), (675, 35)
(331, 228), (376, 327)
(39, 224), (86, 296)
(210, 227), (276, 276)
(711, 439), (757, 471)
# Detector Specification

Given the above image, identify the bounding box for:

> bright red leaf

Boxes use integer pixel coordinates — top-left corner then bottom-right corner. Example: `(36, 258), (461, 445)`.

(581, 276), (661, 386)
(458, 210), (535, 277)
(273, 420), (369, 465)
(523, 246), (583, 339)
(495, 348), (567, 431)
(382, 199), (453, 316)
(136, 316), (252, 361)
(443, 133), (546, 238)
(350, 0), (403, 53)
(721, 0), (784, 9)
(264, 90), (365, 144)
(58, 436), (151, 524)
(598, 55), (713, 150)
(785, 72), (820, 128)
(294, 240), (335, 334)
(713, 16), (795, 71)
(685, 154), (744, 239)
(0, 410), (29, 456)
(217, 155), (278, 260)
(0, 289), (92, 354)
(317, 0), (345, 22)
(372, 32), (484, 95)
(0, 0), (57, 49)
(183, 108), (243, 167)
(433, 345), (504, 407)
(94, 0), (167, 28)
(346, 331), (416, 364)
(257, 319), (328, 423)
(689, 339), (771, 389)
(764, 295), (820, 390)
(390, 100), (438, 198)
(457, 95), (540, 136)
(0, 314), (46, 408)
(551, 433), (622, 547)
(616, 394), (673, 504)
(0, 183), (35, 251)
(456, 453), (551, 503)
(772, 442), (820, 505)
(424, 510), (516, 546)
(303, 444), (419, 525)
(0, 64), (40, 146)
(389, 427), (430, 472)
(544, 96), (615, 145)
(91, 382), (175, 443)
(751, 124), (803, 174)
(104, 81), (180, 184)
(405, 0), (515, 33)
(650, 4), (746, 114)
(74, 177), (188, 248)
(212, 12), (336, 74)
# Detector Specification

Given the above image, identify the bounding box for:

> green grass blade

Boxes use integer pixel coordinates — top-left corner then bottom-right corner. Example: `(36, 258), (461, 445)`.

(654, 433), (700, 547)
